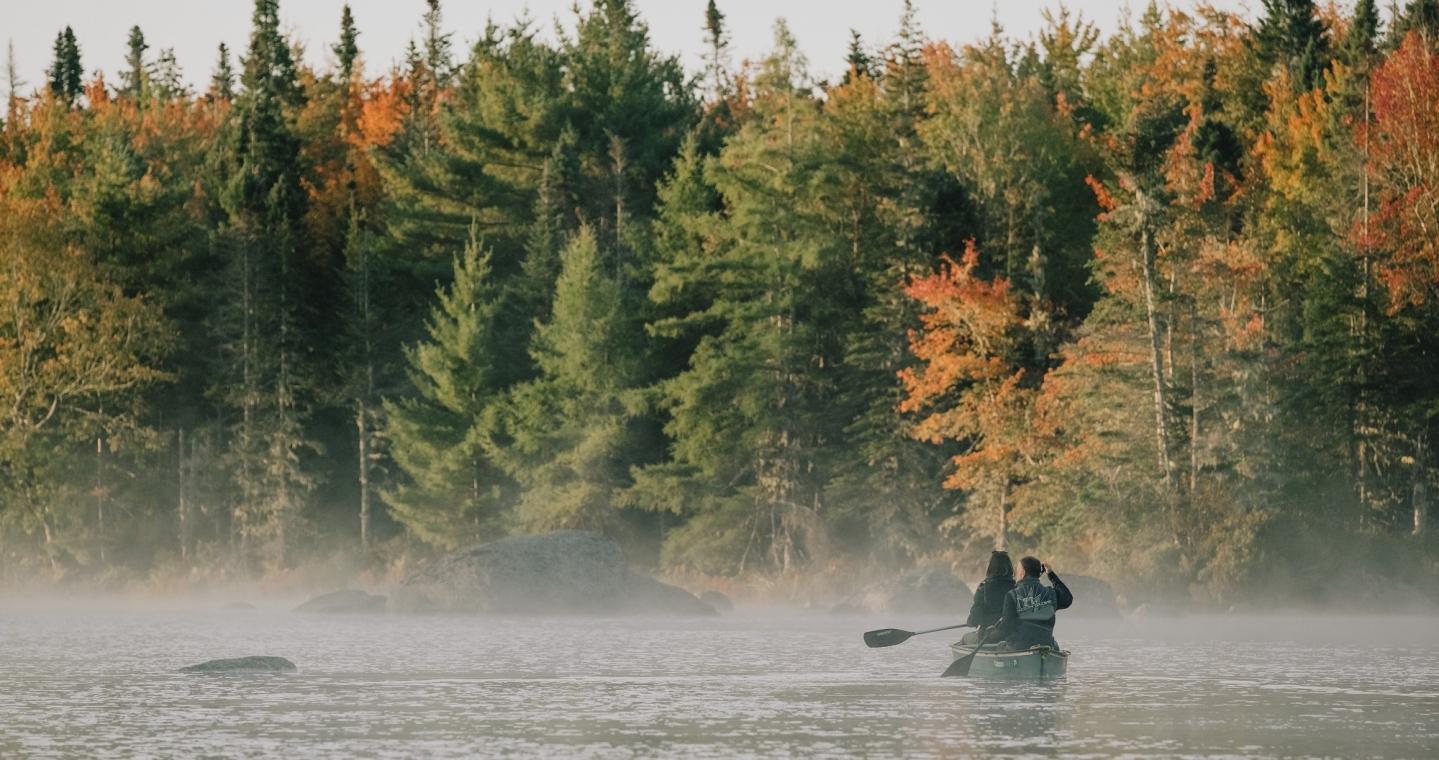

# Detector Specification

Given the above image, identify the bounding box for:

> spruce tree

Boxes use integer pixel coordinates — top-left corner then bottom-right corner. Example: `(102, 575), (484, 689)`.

(335, 4), (360, 82)
(384, 229), (511, 548)
(48, 26), (83, 105)
(844, 30), (873, 83)
(120, 26), (150, 102)
(209, 43), (235, 101)
(703, 0), (730, 96)
(219, 0), (313, 565)
(503, 227), (645, 531)
(1255, 0), (1330, 90)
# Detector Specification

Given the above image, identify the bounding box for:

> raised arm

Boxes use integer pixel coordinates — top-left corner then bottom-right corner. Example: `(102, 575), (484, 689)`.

(1048, 570), (1074, 610)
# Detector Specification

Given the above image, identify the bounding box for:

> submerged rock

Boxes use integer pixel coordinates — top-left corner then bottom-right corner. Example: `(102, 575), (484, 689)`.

(393, 530), (715, 616)
(845, 567), (973, 615)
(699, 590), (734, 613)
(293, 589), (387, 614)
(180, 656), (296, 674)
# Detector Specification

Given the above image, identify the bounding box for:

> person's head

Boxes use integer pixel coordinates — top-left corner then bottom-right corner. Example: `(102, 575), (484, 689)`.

(1019, 556), (1043, 578)
(985, 550), (1014, 580)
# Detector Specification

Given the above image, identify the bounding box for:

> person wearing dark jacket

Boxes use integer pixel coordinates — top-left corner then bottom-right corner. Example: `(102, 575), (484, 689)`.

(991, 556), (1074, 651)
(959, 551), (1015, 645)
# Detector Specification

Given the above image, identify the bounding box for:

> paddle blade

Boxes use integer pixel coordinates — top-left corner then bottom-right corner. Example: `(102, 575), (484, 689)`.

(942, 648), (978, 677)
(862, 628), (914, 648)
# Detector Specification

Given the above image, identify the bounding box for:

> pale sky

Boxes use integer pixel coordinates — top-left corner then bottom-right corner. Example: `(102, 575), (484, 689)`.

(4, 1), (1255, 98)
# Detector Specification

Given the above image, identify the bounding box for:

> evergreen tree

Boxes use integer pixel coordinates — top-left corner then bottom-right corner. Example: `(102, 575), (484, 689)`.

(384, 228), (511, 548)
(843, 30), (873, 83)
(119, 26), (150, 102)
(1344, 0), (1381, 65)
(48, 26), (83, 105)
(703, 0), (730, 96)
(1255, 0), (1330, 89)
(151, 49), (188, 102)
(209, 43), (235, 101)
(218, 0), (313, 565)
(1391, 0), (1439, 47)
(335, 4), (360, 82)
(503, 227), (646, 531)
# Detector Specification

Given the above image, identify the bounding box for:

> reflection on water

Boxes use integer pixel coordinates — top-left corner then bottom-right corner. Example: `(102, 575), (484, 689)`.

(0, 605), (1435, 758)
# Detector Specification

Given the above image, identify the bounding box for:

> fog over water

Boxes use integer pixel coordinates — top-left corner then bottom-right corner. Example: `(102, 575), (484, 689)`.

(1, 602), (1436, 758)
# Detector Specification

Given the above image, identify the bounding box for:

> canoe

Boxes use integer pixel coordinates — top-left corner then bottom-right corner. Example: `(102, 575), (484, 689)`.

(948, 642), (1069, 679)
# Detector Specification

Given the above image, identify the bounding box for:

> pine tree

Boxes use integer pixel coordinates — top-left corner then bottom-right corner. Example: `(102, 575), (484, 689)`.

(1255, 0), (1330, 90)
(219, 0), (313, 566)
(209, 43), (235, 101)
(48, 26), (83, 106)
(151, 49), (188, 102)
(703, 0), (730, 96)
(384, 228), (511, 548)
(503, 227), (646, 531)
(843, 30), (873, 83)
(120, 26), (150, 102)
(335, 4), (360, 82)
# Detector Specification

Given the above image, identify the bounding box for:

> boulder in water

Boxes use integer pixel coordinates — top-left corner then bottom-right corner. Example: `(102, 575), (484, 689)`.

(180, 656), (296, 674)
(699, 590), (734, 613)
(293, 589), (387, 614)
(393, 530), (714, 616)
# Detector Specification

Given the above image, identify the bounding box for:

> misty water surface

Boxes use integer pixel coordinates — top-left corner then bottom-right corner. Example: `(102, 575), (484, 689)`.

(1, 603), (1436, 758)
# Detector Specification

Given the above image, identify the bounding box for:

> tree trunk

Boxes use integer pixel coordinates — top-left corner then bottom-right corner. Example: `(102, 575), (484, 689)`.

(997, 481), (1009, 551)
(357, 402), (371, 550)
(1139, 222), (1175, 490)
(1415, 431), (1429, 537)
(178, 427), (190, 560)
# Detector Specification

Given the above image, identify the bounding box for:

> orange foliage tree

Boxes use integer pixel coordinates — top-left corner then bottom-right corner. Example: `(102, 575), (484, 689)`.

(898, 244), (1041, 549)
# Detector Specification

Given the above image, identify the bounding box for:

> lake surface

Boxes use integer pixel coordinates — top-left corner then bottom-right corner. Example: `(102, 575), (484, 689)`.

(1, 603), (1436, 758)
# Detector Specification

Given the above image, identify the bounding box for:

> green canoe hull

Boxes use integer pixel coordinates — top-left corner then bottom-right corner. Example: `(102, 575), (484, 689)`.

(948, 644), (1069, 679)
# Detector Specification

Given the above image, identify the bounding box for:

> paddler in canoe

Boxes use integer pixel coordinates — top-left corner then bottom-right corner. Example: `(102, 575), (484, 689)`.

(990, 555), (1074, 651)
(958, 550), (1015, 646)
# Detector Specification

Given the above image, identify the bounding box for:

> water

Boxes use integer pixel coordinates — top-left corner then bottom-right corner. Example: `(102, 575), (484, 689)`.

(2, 603), (1437, 758)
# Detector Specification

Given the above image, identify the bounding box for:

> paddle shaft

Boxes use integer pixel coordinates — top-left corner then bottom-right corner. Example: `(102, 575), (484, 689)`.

(942, 627), (997, 677)
(863, 623), (972, 648)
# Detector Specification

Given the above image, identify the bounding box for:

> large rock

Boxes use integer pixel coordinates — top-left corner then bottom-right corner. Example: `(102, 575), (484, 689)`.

(839, 566), (973, 615)
(394, 531), (714, 616)
(180, 656), (296, 674)
(1060, 574), (1122, 617)
(293, 589), (387, 614)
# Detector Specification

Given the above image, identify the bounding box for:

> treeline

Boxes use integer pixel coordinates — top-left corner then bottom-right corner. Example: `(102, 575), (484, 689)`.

(1, 0), (1436, 602)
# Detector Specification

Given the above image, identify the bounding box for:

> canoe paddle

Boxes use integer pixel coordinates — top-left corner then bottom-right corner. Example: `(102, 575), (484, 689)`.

(941, 627), (997, 677)
(863, 623), (971, 648)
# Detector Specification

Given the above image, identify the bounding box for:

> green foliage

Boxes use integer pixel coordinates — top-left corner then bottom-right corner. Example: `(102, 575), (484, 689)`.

(384, 229), (510, 548)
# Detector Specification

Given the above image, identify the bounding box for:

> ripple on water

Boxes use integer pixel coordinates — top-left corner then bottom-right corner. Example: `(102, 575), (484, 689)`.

(0, 610), (1436, 758)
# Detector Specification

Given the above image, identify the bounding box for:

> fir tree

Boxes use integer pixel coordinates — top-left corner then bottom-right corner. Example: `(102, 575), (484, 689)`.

(504, 227), (645, 531)
(1255, 0), (1330, 90)
(703, 0), (730, 96)
(335, 4), (360, 82)
(843, 30), (873, 83)
(48, 26), (83, 105)
(209, 43), (235, 101)
(384, 228), (511, 548)
(120, 26), (150, 102)
(219, 0), (313, 565)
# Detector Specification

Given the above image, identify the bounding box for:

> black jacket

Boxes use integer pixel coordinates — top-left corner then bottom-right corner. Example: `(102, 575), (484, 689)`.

(966, 576), (1016, 629)
(992, 571), (1074, 649)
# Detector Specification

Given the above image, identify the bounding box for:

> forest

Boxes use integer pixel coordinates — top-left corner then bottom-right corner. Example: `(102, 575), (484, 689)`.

(1, 0), (1437, 605)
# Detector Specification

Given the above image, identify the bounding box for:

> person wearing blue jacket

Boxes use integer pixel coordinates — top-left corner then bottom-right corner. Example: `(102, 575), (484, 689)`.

(991, 556), (1074, 650)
